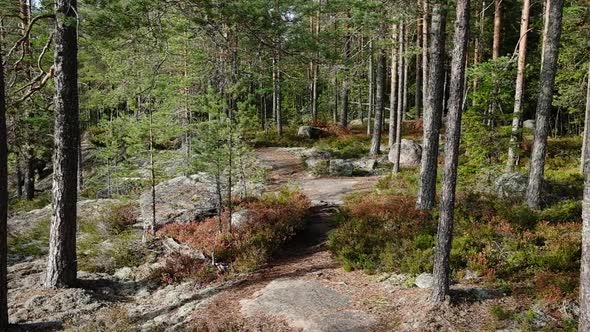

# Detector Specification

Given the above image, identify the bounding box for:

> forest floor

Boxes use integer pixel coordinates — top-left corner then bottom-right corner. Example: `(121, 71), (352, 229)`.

(7, 147), (522, 331)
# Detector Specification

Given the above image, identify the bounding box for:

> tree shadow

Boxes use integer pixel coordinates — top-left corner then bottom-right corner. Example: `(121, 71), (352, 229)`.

(8, 321), (63, 332)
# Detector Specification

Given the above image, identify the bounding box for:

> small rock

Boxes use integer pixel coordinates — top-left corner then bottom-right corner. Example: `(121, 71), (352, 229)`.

(414, 273), (434, 289)
(329, 159), (354, 176)
(231, 209), (252, 229)
(352, 158), (377, 173)
(523, 119), (535, 130)
(114, 267), (133, 280)
(463, 269), (479, 281)
(388, 139), (422, 168)
(494, 172), (528, 200)
(297, 126), (324, 139)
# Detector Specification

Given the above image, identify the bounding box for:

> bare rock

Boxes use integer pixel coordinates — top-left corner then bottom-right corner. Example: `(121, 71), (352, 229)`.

(329, 159), (354, 176)
(297, 126), (324, 139)
(388, 139), (422, 168)
(414, 273), (434, 289)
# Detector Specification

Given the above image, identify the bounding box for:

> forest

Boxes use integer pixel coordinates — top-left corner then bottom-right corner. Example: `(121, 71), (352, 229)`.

(0, 0), (589, 330)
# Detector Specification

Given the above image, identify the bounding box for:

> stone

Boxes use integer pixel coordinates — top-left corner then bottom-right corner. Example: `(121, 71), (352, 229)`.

(305, 151), (331, 176)
(523, 119), (535, 130)
(494, 172), (528, 200)
(139, 173), (260, 227)
(349, 119), (364, 127)
(114, 267), (133, 280)
(297, 126), (324, 139)
(329, 159), (354, 176)
(240, 279), (376, 331)
(230, 209), (252, 229)
(388, 139), (422, 168)
(414, 273), (434, 289)
(162, 237), (206, 260)
(351, 158), (377, 173)
(462, 269), (479, 281)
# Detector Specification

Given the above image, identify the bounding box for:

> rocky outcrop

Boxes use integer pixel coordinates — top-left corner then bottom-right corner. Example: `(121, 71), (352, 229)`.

(139, 173), (261, 227)
(414, 273), (434, 289)
(297, 126), (324, 139)
(494, 172), (528, 200)
(388, 139), (422, 168)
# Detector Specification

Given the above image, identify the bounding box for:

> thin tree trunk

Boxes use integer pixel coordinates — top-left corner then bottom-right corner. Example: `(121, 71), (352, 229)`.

(24, 153), (35, 200)
(367, 40), (374, 136)
(526, 0), (564, 210)
(45, 0), (80, 288)
(393, 22), (404, 174)
(340, 31), (351, 128)
(473, 0), (485, 93)
(402, 26), (409, 121)
(417, 3), (446, 210)
(272, 53), (282, 136)
(432, 0), (470, 303)
(416, 4), (423, 119)
(310, 2), (320, 121)
(581, 63), (590, 173)
(389, 24), (399, 147)
(581, 69), (590, 329)
(506, 0), (530, 172)
(422, 0), (430, 114)
(370, 36), (386, 156)
(0, 36), (9, 331)
(487, 0), (502, 126)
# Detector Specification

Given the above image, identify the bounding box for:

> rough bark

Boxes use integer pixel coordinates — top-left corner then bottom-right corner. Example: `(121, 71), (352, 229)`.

(582, 63), (590, 173)
(432, 0), (470, 303)
(310, 2), (320, 121)
(389, 24), (399, 147)
(272, 53), (282, 136)
(367, 40), (374, 136)
(24, 153), (35, 200)
(506, 0), (530, 172)
(492, 0), (502, 60)
(581, 72), (590, 329)
(370, 41), (386, 156)
(0, 37), (9, 331)
(45, 0), (80, 288)
(416, 4), (423, 119)
(525, 0), (564, 210)
(340, 31), (351, 128)
(398, 23), (405, 128)
(392, 22), (404, 174)
(417, 3), (446, 210)
(422, 0), (430, 113)
(473, 0), (485, 93)
(402, 29), (409, 121)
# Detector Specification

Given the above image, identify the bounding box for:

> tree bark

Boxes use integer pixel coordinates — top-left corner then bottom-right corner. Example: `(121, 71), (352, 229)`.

(581, 63), (590, 173)
(370, 38), (386, 156)
(473, 0), (485, 93)
(402, 26), (409, 121)
(367, 40), (374, 136)
(398, 23), (405, 127)
(492, 0), (502, 60)
(506, 0), (530, 172)
(581, 66), (590, 329)
(310, 2), (320, 121)
(525, 0), (564, 210)
(0, 37), (9, 331)
(340, 30), (351, 128)
(45, 0), (80, 288)
(417, 3), (446, 210)
(422, 0), (430, 114)
(416, 4), (423, 119)
(24, 153), (35, 200)
(272, 53), (282, 136)
(389, 24), (399, 147)
(432, 0), (470, 303)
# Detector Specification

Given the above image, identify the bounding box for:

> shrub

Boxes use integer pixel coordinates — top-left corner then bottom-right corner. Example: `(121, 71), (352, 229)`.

(159, 188), (311, 275)
(8, 192), (52, 215)
(328, 194), (435, 273)
(314, 136), (370, 159)
(153, 252), (218, 285)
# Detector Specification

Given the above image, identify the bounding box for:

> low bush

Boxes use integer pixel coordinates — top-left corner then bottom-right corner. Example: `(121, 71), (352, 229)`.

(159, 188), (311, 276)
(314, 135), (370, 159)
(8, 192), (52, 215)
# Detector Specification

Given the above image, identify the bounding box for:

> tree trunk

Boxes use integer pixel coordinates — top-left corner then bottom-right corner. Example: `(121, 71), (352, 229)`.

(402, 29), (409, 120)
(24, 153), (35, 200)
(492, 0), (502, 60)
(422, 0), (430, 114)
(506, 0), (530, 172)
(310, 2), (320, 121)
(525, 0), (564, 210)
(581, 63), (590, 173)
(389, 24), (399, 147)
(473, 0), (485, 93)
(417, 3), (446, 210)
(45, 0), (80, 288)
(272, 53), (282, 136)
(416, 3), (423, 119)
(0, 37), (9, 331)
(340, 32), (351, 128)
(432, 0), (470, 303)
(392, 22), (404, 174)
(370, 37), (386, 156)
(581, 68), (590, 329)
(367, 40), (374, 136)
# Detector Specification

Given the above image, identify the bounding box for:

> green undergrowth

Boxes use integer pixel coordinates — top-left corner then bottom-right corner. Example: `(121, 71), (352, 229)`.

(329, 174), (583, 305)
(8, 201), (146, 273)
(9, 192), (52, 215)
(314, 135), (370, 159)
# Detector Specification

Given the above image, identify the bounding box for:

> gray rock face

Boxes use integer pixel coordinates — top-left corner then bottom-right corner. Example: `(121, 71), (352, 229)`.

(414, 273), (434, 289)
(523, 119), (535, 130)
(494, 172), (528, 200)
(230, 209), (253, 229)
(240, 279), (376, 332)
(139, 173), (260, 227)
(388, 139), (422, 168)
(329, 159), (354, 176)
(297, 126), (324, 139)
(352, 158), (377, 173)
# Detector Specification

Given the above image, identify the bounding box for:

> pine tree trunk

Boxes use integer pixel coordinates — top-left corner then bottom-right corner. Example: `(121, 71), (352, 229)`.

(422, 0), (430, 114)
(393, 22), (404, 174)
(580, 69), (590, 329)
(581, 63), (590, 173)
(370, 39), (386, 156)
(367, 40), (374, 136)
(417, 3), (446, 210)
(272, 53), (282, 136)
(45, 0), (80, 288)
(24, 153), (35, 200)
(506, 0), (530, 172)
(0, 38), (9, 331)
(526, 0), (564, 210)
(416, 4), (423, 119)
(340, 32), (351, 128)
(402, 29), (409, 121)
(492, 0), (502, 60)
(432, 0), (470, 303)
(473, 0), (485, 94)
(389, 24), (399, 147)
(310, 3), (320, 121)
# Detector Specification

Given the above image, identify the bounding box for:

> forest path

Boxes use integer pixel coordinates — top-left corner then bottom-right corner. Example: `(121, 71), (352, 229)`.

(191, 148), (391, 331)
